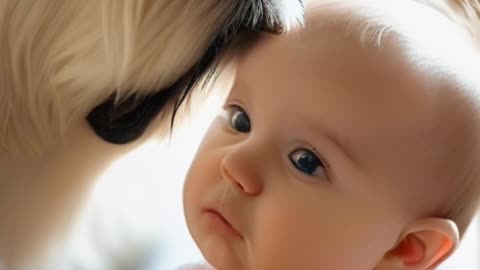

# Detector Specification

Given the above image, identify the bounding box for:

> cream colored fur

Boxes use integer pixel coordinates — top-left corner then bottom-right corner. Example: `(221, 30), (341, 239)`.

(0, 1), (231, 156)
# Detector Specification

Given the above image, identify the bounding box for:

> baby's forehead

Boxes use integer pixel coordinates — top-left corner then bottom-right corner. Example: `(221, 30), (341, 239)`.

(302, 0), (480, 90)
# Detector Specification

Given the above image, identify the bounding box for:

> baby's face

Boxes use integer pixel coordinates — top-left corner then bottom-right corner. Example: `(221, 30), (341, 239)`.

(183, 26), (472, 269)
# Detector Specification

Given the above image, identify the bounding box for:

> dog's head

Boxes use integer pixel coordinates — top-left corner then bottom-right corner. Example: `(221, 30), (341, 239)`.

(87, 0), (305, 145)
(0, 0), (303, 155)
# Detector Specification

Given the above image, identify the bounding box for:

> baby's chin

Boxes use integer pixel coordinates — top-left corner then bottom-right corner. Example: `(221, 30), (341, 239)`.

(197, 238), (244, 270)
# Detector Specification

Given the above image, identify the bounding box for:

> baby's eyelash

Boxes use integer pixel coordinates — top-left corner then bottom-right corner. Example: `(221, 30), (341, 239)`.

(221, 103), (248, 119)
(300, 140), (331, 171)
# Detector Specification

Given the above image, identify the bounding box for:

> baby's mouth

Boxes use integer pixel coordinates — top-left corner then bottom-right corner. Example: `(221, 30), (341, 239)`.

(203, 208), (243, 240)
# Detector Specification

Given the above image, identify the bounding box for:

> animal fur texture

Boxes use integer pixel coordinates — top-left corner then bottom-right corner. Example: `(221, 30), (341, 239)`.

(0, 0), (304, 268)
(0, 0), (304, 156)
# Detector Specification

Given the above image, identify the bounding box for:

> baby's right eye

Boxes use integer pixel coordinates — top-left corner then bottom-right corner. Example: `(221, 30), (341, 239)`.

(225, 105), (251, 133)
(289, 149), (326, 177)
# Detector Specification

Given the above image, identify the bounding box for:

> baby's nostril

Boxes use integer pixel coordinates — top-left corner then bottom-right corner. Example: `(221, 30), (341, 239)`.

(236, 182), (245, 191)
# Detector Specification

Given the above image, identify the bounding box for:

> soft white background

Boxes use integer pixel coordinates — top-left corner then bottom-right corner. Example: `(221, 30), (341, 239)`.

(56, 96), (479, 270)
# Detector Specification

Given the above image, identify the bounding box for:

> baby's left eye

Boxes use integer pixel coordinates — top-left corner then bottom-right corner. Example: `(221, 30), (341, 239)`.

(289, 149), (326, 177)
(227, 105), (251, 133)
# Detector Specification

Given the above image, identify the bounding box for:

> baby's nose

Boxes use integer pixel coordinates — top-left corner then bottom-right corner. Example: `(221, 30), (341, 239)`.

(220, 147), (263, 196)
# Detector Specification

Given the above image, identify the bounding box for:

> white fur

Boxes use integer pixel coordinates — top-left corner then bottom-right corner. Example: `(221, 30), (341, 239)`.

(0, 0), (240, 156)
(276, 0), (306, 31)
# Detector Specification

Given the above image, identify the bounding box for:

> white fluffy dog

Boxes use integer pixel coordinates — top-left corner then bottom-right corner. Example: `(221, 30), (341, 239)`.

(0, 1), (303, 268)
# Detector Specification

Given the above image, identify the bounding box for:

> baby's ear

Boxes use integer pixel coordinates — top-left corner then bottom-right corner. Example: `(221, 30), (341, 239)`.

(375, 218), (459, 270)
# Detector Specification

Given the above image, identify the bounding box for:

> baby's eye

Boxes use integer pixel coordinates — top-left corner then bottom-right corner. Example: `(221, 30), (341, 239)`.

(227, 105), (251, 133)
(289, 149), (326, 177)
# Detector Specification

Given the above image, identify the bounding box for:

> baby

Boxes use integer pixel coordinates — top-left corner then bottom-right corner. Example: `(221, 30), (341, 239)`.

(182, 0), (480, 269)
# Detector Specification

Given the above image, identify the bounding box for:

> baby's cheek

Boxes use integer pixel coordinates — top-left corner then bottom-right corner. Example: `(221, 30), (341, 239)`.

(251, 199), (390, 269)
(250, 203), (343, 269)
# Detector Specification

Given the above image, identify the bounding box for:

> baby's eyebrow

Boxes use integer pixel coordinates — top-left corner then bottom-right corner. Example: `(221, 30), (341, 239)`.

(228, 71), (253, 102)
(310, 123), (358, 169)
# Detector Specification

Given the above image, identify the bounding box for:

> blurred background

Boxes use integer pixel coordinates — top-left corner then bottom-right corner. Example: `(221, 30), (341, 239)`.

(40, 94), (479, 270)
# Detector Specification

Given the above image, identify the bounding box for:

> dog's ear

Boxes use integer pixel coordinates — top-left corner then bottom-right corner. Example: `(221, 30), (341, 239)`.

(87, 0), (304, 145)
